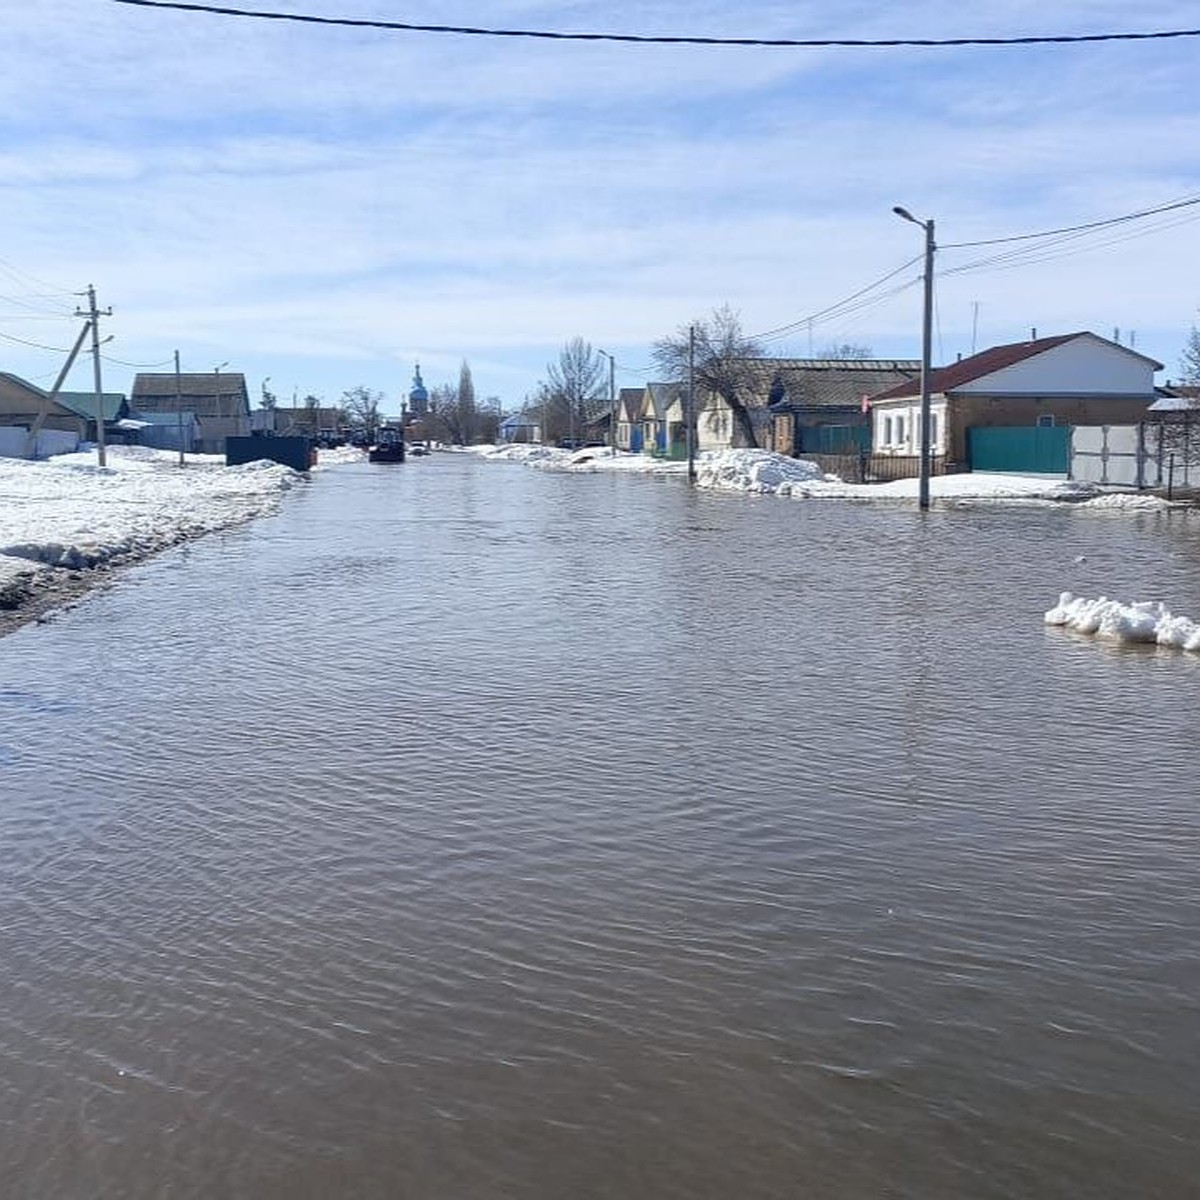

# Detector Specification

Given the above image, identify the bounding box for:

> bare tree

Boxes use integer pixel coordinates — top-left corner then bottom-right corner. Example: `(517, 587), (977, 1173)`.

(543, 336), (606, 443)
(817, 342), (875, 360)
(480, 395), (501, 444)
(341, 385), (383, 442)
(1181, 323), (1200, 385)
(653, 305), (764, 448)
(425, 382), (463, 445)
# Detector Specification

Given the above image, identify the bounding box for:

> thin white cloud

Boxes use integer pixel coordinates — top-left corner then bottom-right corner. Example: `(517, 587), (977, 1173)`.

(2, 0), (1198, 402)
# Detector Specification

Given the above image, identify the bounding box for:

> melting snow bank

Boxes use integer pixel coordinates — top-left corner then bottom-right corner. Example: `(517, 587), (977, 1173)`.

(0, 446), (302, 630)
(697, 450), (830, 493)
(1045, 592), (1200, 651)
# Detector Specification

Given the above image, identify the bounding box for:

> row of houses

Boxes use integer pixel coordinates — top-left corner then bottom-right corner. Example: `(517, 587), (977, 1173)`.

(0, 371), (346, 457)
(509, 331), (1196, 479)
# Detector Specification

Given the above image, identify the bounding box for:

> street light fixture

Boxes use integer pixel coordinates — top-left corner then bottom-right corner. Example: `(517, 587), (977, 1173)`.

(893, 206), (935, 511)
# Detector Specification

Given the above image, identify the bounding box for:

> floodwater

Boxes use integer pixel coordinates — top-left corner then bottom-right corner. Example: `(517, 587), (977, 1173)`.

(1, 454), (1198, 1199)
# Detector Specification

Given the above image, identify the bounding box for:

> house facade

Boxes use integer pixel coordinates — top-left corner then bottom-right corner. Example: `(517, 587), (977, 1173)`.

(131, 371), (251, 454)
(867, 332), (1162, 469)
(0, 373), (127, 455)
(766, 359), (919, 456)
(615, 388), (645, 452)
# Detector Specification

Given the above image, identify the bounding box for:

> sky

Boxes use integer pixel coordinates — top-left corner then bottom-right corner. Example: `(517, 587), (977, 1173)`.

(3, 1), (1200, 415)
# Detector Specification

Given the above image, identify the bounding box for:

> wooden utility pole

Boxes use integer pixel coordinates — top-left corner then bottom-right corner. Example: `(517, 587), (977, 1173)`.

(76, 285), (112, 467)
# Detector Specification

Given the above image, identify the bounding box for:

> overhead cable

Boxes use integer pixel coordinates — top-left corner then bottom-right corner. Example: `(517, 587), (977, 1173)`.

(942, 192), (1200, 248)
(109, 2), (1200, 49)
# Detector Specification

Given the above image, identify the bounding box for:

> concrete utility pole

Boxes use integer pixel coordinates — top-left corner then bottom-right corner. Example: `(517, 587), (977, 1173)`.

(25, 318), (92, 458)
(598, 350), (616, 453)
(893, 206), (935, 511)
(76, 285), (112, 467)
(214, 361), (229, 453)
(687, 323), (696, 484)
(174, 350), (185, 467)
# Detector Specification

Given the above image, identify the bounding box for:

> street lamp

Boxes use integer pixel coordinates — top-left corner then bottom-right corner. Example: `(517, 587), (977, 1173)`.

(597, 349), (617, 454)
(893, 206), (935, 511)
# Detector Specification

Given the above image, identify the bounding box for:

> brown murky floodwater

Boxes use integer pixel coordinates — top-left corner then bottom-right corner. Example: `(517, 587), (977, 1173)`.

(1, 455), (1198, 1198)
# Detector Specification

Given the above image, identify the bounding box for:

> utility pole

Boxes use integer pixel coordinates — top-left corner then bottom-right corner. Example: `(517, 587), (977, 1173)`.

(687, 323), (696, 484)
(599, 350), (616, 454)
(174, 350), (185, 467)
(76, 285), (112, 467)
(893, 207), (936, 511)
(25, 318), (92, 458)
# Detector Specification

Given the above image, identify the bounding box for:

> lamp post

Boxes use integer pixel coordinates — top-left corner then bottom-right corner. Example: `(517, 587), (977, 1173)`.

(893, 206), (935, 511)
(598, 349), (617, 454)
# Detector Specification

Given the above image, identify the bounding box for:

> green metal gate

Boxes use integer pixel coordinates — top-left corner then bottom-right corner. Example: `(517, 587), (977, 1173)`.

(967, 426), (1070, 474)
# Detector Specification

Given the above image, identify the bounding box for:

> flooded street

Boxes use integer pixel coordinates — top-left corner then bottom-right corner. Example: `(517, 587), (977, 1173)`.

(1, 454), (1198, 1198)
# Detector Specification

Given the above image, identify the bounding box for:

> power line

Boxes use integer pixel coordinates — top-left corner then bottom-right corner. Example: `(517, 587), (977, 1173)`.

(102, 353), (176, 368)
(0, 330), (74, 353)
(109, 2), (1200, 49)
(942, 191), (1200, 249)
(750, 255), (923, 343)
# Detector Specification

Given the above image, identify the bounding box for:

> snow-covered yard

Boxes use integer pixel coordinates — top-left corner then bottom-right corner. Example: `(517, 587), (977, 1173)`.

(0, 446), (362, 617)
(477, 444), (1181, 509)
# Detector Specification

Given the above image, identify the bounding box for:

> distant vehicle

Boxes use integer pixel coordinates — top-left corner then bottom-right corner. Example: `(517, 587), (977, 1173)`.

(408, 443), (430, 457)
(556, 438), (606, 450)
(368, 426), (406, 463)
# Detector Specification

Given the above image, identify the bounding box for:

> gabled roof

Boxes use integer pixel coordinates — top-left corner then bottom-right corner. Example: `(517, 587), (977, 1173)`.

(767, 360), (920, 409)
(0, 372), (47, 398)
(867, 332), (1162, 402)
(133, 372), (248, 395)
(131, 372), (249, 417)
(617, 387), (645, 420)
(55, 392), (126, 421)
(645, 382), (682, 417)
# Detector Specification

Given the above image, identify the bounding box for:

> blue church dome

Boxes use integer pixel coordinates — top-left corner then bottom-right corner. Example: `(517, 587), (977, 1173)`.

(409, 364), (428, 406)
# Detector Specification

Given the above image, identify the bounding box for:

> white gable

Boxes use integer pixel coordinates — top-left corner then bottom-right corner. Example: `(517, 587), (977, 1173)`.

(958, 334), (1158, 396)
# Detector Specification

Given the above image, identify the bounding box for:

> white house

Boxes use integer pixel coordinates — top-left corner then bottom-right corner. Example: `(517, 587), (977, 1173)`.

(867, 331), (1162, 467)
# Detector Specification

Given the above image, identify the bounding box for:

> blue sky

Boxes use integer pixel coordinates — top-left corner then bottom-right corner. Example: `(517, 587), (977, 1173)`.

(3, 1), (1199, 415)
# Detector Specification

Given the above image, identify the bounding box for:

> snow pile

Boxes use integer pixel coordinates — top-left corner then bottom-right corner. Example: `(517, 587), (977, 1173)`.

(0, 446), (301, 592)
(532, 449), (688, 474)
(1076, 492), (1176, 512)
(696, 449), (829, 493)
(480, 443), (564, 463)
(1044, 592), (1200, 651)
(315, 446), (367, 466)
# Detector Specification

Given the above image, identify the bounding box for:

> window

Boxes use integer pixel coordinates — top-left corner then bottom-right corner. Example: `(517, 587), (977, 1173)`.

(1037, 414), (1056, 428)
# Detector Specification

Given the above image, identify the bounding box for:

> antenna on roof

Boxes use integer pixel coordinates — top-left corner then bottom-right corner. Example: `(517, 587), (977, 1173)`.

(971, 301), (979, 355)
(1113, 326), (1121, 344)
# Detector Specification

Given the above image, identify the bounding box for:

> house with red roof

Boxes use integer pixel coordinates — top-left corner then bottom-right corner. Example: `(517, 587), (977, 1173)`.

(867, 331), (1161, 471)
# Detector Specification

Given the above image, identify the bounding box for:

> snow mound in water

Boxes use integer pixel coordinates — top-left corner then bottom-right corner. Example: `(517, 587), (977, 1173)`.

(1044, 592), (1200, 651)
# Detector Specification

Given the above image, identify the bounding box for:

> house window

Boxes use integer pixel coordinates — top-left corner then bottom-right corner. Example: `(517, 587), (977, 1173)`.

(1037, 414), (1055, 428)
(929, 412), (939, 450)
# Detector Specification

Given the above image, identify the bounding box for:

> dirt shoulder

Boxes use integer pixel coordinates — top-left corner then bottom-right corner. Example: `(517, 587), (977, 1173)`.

(0, 561), (137, 640)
